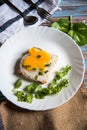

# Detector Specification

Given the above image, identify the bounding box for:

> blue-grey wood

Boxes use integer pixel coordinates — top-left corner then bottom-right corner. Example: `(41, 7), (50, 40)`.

(60, 0), (87, 6)
(52, 0), (87, 17)
(53, 5), (87, 17)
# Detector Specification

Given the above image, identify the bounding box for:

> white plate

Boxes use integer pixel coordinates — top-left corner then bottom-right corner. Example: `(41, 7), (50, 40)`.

(0, 26), (85, 110)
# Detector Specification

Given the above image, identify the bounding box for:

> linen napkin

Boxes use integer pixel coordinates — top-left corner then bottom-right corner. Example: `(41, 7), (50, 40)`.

(0, 0), (61, 44)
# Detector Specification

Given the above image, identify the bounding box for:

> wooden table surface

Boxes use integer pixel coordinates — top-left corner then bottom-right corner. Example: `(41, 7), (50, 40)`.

(53, 0), (87, 21)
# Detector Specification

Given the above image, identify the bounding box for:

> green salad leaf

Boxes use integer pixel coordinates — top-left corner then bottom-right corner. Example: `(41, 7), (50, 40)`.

(51, 18), (70, 33)
(14, 79), (22, 88)
(24, 93), (33, 103)
(51, 16), (87, 46)
(68, 22), (87, 46)
(15, 91), (25, 102)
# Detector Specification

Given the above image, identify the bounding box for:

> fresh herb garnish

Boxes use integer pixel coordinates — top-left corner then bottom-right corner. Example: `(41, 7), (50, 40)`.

(35, 75), (38, 80)
(24, 83), (37, 93)
(38, 71), (43, 75)
(36, 55), (41, 58)
(45, 63), (51, 67)
(51, 16), (87, 46)
(55, 65), (72, 80)
(24, 93), (33, 103)
(13, 65), (71, 103)
(32, 68), (36, 71)
(22, 65), (31, 68)
(14, 79), (22, 88)
(44, 70), (48, 73)
(15, 91), (25, 101)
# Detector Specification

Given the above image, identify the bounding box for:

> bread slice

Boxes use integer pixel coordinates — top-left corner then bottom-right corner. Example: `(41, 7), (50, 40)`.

(20, 53), (58, 84)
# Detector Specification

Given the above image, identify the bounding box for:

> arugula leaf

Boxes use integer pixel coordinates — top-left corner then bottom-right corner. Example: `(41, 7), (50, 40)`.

(68, 22), (87, 46)
(51, 18), (70, 33)
(51, 16), (87, 46)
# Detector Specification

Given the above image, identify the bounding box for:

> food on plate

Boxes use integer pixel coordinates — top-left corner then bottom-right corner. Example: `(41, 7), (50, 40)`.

(20, 47), (58, 84)
(13, 47), (72, 103)
(14, 79), (22, 89)
(13, 65), (71, 103)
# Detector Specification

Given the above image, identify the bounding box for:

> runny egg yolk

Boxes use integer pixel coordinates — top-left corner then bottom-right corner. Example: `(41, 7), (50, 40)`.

(22, 47), (51, 71)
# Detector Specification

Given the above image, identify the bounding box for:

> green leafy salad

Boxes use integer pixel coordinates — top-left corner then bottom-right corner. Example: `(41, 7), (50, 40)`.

(12, 65), (71, 103)
(51, 16), (87, 46)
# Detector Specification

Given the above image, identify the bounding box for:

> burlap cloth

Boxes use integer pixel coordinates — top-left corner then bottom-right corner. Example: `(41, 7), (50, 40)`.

(0, 83), (87, 130)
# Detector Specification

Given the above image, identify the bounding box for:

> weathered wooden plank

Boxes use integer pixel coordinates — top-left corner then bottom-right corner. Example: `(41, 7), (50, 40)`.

(60, 0), (87, 6)
(53, 5), (87, 18)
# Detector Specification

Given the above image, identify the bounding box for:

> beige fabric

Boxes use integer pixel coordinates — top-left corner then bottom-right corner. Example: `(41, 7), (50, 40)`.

(0, 83), (87, 130)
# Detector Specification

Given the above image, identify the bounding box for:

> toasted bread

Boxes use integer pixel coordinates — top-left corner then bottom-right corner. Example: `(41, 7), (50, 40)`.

(20, 48), (58, 84)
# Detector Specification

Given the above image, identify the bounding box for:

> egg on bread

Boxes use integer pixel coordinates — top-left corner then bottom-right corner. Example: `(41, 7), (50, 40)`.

(20, 47), (58, 84)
